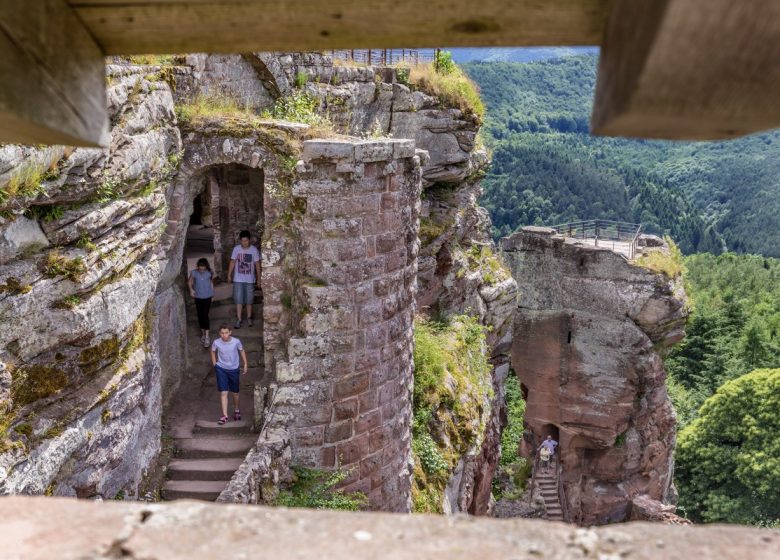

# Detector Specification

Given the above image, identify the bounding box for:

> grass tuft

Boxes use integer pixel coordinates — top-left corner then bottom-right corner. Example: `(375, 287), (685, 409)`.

(407, 55), (485, 120)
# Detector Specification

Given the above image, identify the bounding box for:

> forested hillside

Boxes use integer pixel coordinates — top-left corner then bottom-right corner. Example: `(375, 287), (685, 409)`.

(662, 253), (780, 525)
(463, 56), (780, 256)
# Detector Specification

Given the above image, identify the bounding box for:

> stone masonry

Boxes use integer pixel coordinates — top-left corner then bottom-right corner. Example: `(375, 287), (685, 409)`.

(266, 138), (421, 512)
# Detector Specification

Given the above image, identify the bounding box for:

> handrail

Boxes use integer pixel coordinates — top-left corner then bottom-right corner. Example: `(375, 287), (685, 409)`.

(556, 456), (570, 523)
(328, 48), (437, 66)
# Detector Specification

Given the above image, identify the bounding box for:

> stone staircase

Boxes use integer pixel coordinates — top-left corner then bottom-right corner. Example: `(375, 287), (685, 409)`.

(536, 456), (564, 522)
(162, 296), (264, 501)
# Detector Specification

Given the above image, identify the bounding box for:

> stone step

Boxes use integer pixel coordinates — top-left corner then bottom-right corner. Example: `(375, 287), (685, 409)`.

(193, 419), (253, 435)
(167, 458), (244, 481)
(175, 436), (257, 459)
(162, 480), (228, 501)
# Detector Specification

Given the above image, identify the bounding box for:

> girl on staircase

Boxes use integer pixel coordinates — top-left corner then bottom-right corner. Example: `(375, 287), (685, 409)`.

(189, 257), (215, 348)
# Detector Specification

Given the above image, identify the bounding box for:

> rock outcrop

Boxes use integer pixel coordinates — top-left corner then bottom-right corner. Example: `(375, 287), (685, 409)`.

(502, 227), (687, 525)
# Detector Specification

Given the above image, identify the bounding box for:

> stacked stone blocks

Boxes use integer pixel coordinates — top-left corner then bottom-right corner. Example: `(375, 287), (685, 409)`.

(270, 138), (421, 512)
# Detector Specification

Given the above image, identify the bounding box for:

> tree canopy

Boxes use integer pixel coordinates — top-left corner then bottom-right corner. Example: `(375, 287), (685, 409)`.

(675, 368), (780, 524)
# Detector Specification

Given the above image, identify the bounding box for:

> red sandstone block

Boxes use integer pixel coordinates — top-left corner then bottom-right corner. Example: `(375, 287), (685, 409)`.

(389, 175), (404, 192)
(353, 281), (373, 303)
(354, 409), (381, 435)
(365, 236), (376, 258)
(375, 232), (399, 255)
(340, 465), (361, 487)
(298, 405), (332, 425)
(381, 192), (400, 210)
(355, 351), (380, 371)
(293, 426), (325, 448)
(370, 366), (390, 389)
(333, 398), (359, 421)
(358, 302), (383, 327)
(368, 487), (384, 503)
(358, 389), (378, 413)
(360, 451), (383, 478)
(369, 425), (393, 454)
(336, 433), (370, 466)
(334, 372), (370, 399)
(365, 324), (388, 350)
(383, 249), (407, 273)
(324, 419), (354, 443)
(341, 478), (371, 497)
(320, 446), (336, 468)
(378, 381), (399, 406)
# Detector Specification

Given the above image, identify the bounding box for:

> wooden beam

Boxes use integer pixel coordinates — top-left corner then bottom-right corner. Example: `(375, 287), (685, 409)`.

(69, 0), (609, 55)
(592, 0), (780, 140)
(0, 0), (108, 147)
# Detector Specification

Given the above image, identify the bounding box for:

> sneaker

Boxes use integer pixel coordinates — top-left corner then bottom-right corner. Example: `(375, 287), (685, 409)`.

(202, 336), (210, 348)
(247, 318), (253, 327)
(218, 415), (229, 425)
(234, 410), (241, 421)
(234, 319), (242, 329)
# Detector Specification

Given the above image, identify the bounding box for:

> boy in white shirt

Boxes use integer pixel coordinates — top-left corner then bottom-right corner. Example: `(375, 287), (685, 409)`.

(227, 230), (261, 329)
(210, 324), (248, 424)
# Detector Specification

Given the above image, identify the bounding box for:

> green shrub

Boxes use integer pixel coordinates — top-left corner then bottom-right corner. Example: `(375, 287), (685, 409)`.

(275, 467), (367, 511)
(24, 205), (64, 222)
(294, 71), (308, 88)
(261, 91), (328, 127)
(675, 368), (780, 524)
(500, 373), (525, 466)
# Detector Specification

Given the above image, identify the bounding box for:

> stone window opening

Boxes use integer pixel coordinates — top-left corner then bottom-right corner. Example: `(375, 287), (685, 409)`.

(567, 330), (572, 344)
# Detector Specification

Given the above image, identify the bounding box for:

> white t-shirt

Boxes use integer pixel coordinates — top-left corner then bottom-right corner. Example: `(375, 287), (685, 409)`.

(211, 337), (243, 370)
(231, 244), (261, 283)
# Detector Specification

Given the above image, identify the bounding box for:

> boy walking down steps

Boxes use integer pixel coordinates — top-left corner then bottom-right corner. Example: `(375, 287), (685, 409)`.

(210, 324), (248, 425)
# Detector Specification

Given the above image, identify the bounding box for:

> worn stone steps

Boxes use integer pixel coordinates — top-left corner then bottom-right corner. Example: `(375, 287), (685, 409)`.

(162, 480), (228, 501)
(167, 458), (244, 481)
(193, 419), (253, 435)
(175, 436), (257, 460)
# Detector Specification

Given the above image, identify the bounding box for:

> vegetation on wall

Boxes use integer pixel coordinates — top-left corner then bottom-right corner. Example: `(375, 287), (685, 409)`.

(493, 372), (530, 500)
(275, 467), (367, 511)
(411, 315), (493, 513)
(408, 51), (485, 120)
(675, 368), (780, 525)
(462, 55), (780, 256)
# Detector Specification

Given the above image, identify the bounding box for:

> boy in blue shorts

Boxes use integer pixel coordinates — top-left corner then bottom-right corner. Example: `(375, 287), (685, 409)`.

(210, 324), (248, 425)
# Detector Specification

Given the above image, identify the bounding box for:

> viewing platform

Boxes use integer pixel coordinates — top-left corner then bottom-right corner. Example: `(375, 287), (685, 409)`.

(548, 219), (642, 260)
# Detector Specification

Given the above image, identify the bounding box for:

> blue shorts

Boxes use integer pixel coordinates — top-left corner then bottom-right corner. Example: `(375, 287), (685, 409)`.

(232, 282), (255, 305)
(215, 365), (240, 393)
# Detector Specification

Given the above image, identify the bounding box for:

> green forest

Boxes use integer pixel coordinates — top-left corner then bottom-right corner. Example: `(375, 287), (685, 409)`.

(667, 254), (780, 524)
(462, 56), (780, 256)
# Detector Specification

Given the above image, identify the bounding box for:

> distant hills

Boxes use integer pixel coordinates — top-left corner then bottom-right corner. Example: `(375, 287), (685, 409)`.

(462, 54), (780, 256)
(449, 47), (598, 64)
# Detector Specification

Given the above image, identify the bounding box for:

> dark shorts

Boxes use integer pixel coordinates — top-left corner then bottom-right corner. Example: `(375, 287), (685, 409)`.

(215, 365), (240, 393)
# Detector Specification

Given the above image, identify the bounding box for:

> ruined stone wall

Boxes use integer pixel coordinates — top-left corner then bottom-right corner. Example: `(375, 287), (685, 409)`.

(267, 138), (421, 512)
(502, 228), (687, 525)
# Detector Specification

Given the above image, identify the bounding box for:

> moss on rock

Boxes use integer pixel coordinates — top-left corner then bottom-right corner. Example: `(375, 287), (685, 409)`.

(11, 364), (69, 407)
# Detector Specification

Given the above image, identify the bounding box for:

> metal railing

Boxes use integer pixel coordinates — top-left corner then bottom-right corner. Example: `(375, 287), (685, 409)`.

(550, 219), (642, 260)
(557, 457), (570, 523)
(328, 48), (438, 66)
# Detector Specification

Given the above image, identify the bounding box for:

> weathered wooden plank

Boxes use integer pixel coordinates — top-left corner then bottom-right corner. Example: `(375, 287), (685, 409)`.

(592, 0), (780, 140)
(0, 0), (108, 146)
(69, 0), (609, 55)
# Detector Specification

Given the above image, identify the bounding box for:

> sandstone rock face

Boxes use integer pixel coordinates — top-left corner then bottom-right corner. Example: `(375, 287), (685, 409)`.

(0, 64), (181, 499)
(502, 228), (688, 525)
